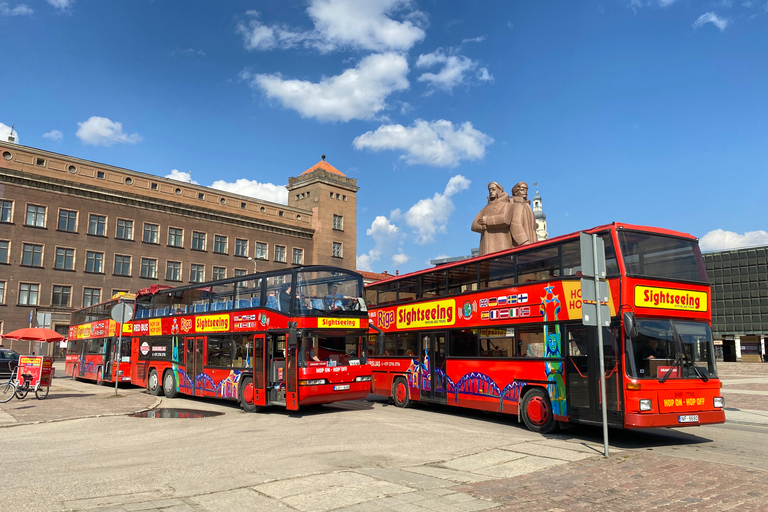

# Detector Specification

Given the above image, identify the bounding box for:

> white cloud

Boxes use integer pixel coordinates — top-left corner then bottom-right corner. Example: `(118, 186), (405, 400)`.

(357, 215), (401, 271)
(392, 252), (409, 266)
(693, 12), (729, 30)
(658, 0), (677, 6)
(210, 178), (288, 205)
(75, 116), (142, 146)
(307, 0), (426, 52)
(242, 53), (409, 122)
(700, 229), (768, 252)
(237, 0), (426, 53)
(165, 169), (199, 185)
(46, 0), (73, 11)
(42, 130), (63, 141)
(0, 2), (33, 15)
(353, 119), (494, 167)
(403, 175), (471, 244)
(416, 49), (479, 92)
(0, 122), (19, 143)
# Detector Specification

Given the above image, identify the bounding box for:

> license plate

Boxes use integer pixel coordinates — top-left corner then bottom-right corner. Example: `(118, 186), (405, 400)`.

(334, 384), (350, 391)
(679, 415), (699, 423)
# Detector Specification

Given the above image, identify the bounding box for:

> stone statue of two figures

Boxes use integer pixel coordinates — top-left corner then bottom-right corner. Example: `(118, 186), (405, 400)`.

(471, 181), (537, 256)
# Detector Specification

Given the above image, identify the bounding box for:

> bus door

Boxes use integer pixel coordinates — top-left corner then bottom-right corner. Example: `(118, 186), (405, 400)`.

(103, 338), (113, 381)
(565, 325), (622, 426)
(286, 327), (299, 411)
(185, 336), (205, 397)
(78, 341), (87, 378)
(420, 333), (447, 403)
(250, 334), (267, 407)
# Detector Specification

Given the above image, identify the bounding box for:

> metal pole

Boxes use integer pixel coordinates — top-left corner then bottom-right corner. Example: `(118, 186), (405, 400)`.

(115, 299), (122, 397)
(592, 234), (610, 457)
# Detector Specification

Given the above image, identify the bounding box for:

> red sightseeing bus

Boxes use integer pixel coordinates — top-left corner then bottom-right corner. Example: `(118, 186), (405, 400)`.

(365, 223), (725, 433)
(128, 266), (372, 412)
(66, 294), (135, 385)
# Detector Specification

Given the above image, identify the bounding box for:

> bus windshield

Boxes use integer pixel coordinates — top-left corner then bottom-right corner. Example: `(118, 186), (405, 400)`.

(619, 231), (708, 283)
(295, 270), (366, 314)
(626, 319), (717, 380)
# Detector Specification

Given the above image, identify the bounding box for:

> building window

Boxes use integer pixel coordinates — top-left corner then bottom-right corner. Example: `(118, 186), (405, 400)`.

(58, 210), (78, 232)
(213, 266), (226, 280)
(97, 171), (105, 179)
(234, 269), (247, 278)
(214, 235), (227, 254)
(54, 248), (75, 270)
(85, 251), (104, 273)
(235, 238), (248, 257)
(26, 205), (46, 227)
(168, 227), (183, 248)
(166, 261), (181, 281)
(19, 283), (39, 305)
(83, 288), (101, 307)
(116, 219), (133, 240)
(0, 241), (8, 263)
(143, 223), (159, 244)
(88, 214), (106, 236)
(150, 183), (158, 190)
(190, 264), (205, 283)
(333, 242), (343, 258)
(114, 254), (131, 276)
(256, 242), (268, 260)
(52, 285), (72, 307)
(274, 245), (286, 263)
(0, 281), (4, 304)
(22, 243), (43, 267)
(192, 231), (206, 251)
(1, 200), (12, 223)
(333, 214), (343, 231)
(293, 248), (303, 265)
(141, 258), (157, 279)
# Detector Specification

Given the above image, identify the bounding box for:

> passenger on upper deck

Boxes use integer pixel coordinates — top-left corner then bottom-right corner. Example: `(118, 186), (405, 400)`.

(324, 283), (345, 310)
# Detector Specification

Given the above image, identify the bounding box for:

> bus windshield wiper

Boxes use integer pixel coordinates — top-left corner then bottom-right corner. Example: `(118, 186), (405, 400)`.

(683, 352), (709, 383)
(659, 353), (682, 384)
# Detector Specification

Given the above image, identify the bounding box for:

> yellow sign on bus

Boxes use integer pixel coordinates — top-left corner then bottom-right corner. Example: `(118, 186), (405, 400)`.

(318, 318), (361, 329)
(396, 299), (456, 329)
(634, 286), (707, 312)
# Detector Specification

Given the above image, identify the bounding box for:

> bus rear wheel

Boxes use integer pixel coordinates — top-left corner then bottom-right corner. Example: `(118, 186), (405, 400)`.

(239, 376), (264, 413)
(520, 388), (558, 434)
(147, 369), (163, 396)
(163, 370), (179, 398)
(392, 377), (411, 408)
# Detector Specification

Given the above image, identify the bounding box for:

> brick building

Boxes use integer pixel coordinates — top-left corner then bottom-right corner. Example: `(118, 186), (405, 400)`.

(0, 144), (357, 354)
(703, 245), (768, 362)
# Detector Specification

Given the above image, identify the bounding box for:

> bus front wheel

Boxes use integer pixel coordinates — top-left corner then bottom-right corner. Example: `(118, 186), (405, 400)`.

(239, 377), (264, 413)
(163, 370), (179, 398)
(392, 377), (411, 408)
(520, 388), (558, 434)
(147, 369), (163, 396)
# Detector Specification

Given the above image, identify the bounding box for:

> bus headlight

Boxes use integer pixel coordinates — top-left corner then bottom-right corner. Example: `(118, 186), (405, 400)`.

(299, 379), (328, 386)
(713, 397), (724, 408)
(354, 376), (372, 382)
(639, 399), (653, 411)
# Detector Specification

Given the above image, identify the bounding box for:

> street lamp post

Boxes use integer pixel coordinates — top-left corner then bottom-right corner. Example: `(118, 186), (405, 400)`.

(247, 257), (257, 274)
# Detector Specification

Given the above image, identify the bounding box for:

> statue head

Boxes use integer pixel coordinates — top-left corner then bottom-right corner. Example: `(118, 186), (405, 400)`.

(512, 182), (529, 199)
(487, 182), (504, 201)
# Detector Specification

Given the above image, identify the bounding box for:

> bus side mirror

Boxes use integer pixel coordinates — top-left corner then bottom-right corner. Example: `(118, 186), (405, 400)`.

(623, 312), (638, 339)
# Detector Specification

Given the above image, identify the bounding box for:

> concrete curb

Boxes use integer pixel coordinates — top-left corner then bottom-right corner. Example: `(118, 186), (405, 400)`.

(0, 396), (163, 429)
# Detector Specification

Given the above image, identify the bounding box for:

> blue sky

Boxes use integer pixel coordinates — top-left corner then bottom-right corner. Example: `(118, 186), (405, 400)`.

(2, 0), (767, 274)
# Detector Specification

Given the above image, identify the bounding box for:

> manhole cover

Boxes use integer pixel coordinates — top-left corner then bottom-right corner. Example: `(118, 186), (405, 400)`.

(130, 408), (225, 418)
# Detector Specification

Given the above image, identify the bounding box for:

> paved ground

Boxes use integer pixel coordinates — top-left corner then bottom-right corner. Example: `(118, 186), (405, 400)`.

(1, 361), (767, 511)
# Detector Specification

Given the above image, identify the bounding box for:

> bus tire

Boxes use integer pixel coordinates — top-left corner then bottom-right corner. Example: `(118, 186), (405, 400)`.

(520, 387), (558, 434)
(96, 368), (104, 386)
(147, 369), (163, 396)
(163, 370), (179, 398)
(239, 376), (264, 413)
(392, 377), (411, 408)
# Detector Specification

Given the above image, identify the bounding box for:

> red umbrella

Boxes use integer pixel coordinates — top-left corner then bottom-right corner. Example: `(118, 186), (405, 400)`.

(2, 328), (65, 343)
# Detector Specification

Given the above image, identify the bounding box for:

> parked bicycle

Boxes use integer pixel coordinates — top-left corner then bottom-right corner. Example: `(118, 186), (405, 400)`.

(0, 362), (49, 403)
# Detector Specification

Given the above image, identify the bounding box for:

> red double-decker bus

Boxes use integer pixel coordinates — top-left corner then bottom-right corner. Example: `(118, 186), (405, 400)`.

(66, 294), (135, 385)
(128, 266), (372, 412)
(365, 223), (725, 433)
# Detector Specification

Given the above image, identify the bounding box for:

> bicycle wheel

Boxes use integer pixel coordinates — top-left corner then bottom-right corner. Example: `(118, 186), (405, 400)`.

(35, 385), (49, 400)
(15, 383), (29, 400)
(1, 381), (16, 403)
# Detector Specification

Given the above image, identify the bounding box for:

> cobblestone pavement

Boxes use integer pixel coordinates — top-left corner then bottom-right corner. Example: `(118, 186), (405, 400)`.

(458, 451), (768, 512)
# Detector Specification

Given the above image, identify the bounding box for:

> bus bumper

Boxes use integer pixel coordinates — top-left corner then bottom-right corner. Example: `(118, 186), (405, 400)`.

(624, 409), (726, 428)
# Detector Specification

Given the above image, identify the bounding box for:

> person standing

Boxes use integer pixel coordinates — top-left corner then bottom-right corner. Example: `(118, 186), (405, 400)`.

(509, 181), (538, 247)
(471, 182), (513, 256)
